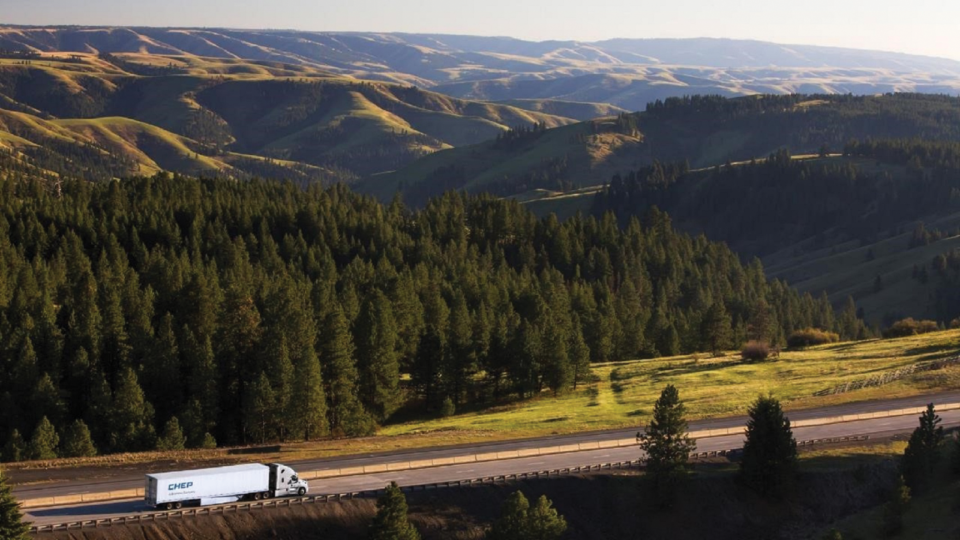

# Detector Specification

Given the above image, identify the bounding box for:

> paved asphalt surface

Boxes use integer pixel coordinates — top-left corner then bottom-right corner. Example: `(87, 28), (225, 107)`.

(23, 395), (960, 528)
(14, 390), (960, 502)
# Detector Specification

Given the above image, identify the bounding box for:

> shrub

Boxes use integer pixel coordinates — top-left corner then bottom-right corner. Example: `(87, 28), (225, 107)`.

(440, 397), (456, 418)
(882, 475), (910, 536)
(882, 317), (940, 339)
(787, 328), (840, 349)
(741, 341), (772, 362)
(156, 417), (186, 451)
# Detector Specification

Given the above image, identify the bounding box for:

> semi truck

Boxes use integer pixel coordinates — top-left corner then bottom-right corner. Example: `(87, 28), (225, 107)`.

(145, 463), (309, 509)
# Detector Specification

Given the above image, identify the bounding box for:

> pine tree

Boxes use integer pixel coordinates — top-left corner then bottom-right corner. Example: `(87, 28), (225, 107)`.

(216, 281), (263, 444)
(740, 395), (798, 497)
(110, 367), (155, 452)
(156, 417), (187, 451)
(747, 299), (774, 344)
(638, 385), (696, 507)
(512, 321), (543, 398)
(61, 419), (97, 458)
(701, 301), (732, 356)
(0, 468), (30, 540)
(268, 336), (295, 441)
(525, 495), (567, 540)
(355, 291), (401, 422)
(200, 432), (217, 449)
(953, 433), (960, 475)
(657, 323), (681, 357)
(567, 316), (591, 389)
(27, 417), (58, 461)
(141, 313), (181, 426)
(542, 317), (572, 395)
(487, 491), (529, 540)
(292, 344), (328, 440)
(1, 431), (24, 463)
(839, 296), (860, 341)
(368, 482), (420, 540)
(901, 403), (944, 492)
(182, 330), (218, 440)
(243, 372), (276, 444)
(444, 293), (475, 404)
(882, 475), (910, 536)
(30, 373), (65, 431)
(321, 306), (373, 436)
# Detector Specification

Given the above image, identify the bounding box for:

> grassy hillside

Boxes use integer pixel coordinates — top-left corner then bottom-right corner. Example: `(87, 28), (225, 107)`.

(764, 207), (960, 324)
(361, 94), (960, 206)
(492, 98), (627, 120)
(5, 27), (960, 113)
(0, 109), (336, 183)
(357, 115), (645, 204)
(0, 52), (573, 181)
(10, 329), (958, 471)
(378, 330), (960, 442)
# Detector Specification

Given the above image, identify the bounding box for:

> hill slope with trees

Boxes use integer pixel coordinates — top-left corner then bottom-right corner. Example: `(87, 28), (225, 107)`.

(589, 138), (960, 323)
(364, 93), (960, 207)
(0, 170), (862, 460)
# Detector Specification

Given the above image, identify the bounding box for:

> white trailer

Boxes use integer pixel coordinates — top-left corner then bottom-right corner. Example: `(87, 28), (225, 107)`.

(145, 463), (309, 509)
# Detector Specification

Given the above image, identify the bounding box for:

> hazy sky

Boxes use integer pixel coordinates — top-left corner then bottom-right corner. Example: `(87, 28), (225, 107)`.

(6, 0), (960, 60)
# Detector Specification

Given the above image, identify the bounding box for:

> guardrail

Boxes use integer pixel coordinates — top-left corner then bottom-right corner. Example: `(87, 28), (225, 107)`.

(22, 402), (955, 510)
(28, 461), (642, 534)
(28, 434), (869, 534)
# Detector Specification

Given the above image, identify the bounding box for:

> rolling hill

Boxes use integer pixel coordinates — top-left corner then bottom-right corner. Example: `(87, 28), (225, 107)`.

(3, 27), (959, 113)
(0, 51), (572, 181)
(359, 93), (960, 206)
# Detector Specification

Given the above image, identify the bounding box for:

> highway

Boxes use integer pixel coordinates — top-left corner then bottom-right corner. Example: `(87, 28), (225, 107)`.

(23, 403), (960, 528)
(13, 390), (960, 503)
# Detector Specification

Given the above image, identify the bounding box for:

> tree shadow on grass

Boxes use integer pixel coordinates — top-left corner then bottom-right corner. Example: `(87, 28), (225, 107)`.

(586, 387), (599, 407)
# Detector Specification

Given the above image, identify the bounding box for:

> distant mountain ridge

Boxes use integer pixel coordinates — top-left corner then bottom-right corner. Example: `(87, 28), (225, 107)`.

(2, 27), (959, 112)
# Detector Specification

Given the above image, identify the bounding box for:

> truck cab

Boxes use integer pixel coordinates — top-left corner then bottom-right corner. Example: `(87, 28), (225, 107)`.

(268, 463), (309, 497)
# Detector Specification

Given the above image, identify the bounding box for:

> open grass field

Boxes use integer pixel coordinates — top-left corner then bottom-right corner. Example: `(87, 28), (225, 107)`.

(9, 330), (959, 474)
(378, 330), (960, 441)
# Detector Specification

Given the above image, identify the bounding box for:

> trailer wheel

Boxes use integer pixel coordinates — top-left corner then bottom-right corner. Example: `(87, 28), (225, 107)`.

(262, 492), (271, 499)
(253, 492), (261, 501)
(174, 502), (182, 509)
(297, 487), (306, 497)
(165, 503), (173, 510)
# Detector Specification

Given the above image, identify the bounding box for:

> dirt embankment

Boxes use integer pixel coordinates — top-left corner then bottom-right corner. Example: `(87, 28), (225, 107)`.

(41, 463), (897, 540)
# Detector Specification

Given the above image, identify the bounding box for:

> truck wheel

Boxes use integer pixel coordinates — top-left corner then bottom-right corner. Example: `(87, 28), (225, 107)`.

(165, 503), (173, 511)
(174, 502), (182, 510)
(262, 492), (271, 499)
(253, 492), (261, 501)
(297, 487), (306, 497)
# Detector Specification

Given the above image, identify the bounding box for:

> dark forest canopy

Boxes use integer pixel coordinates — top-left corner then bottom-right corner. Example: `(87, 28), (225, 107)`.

(592, 139), (960, 257)
(640, 94), (960, 165)
(0, 173), (865, 460)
